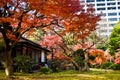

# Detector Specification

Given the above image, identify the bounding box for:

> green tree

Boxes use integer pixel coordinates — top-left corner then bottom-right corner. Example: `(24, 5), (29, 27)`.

(109, 21), (120, 55)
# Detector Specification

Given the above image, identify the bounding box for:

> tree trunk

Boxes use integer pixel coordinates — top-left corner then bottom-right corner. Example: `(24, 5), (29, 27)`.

(69, 58), (81, 72)
(83, 52), (89, 71)
(4, 49), (13, 77)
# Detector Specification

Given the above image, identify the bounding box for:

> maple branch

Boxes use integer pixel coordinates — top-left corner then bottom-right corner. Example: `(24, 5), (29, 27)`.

(52, 28), (65, 42)
(52, 28), (71, 54)
(14, 11), (30, 35)
(12, 0), (19, 12)
(52, 19), (64, 28)
(83, 43), (95, 52)
(83, 37), (106, 52)
(72, 33), (77, 44)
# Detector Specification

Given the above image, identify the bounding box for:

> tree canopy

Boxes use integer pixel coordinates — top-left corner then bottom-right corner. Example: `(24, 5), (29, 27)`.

(0, 0), (101, 76)
(109, 21), (120, 55)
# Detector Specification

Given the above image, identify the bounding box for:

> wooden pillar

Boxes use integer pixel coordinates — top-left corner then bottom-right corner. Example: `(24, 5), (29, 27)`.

(45, 52), (47, 63)
(21, 44), (23, 55)
(26, 46), (28, 56)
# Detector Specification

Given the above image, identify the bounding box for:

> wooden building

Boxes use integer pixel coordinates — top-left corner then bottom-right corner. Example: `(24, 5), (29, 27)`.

(12, 37), (50, 65)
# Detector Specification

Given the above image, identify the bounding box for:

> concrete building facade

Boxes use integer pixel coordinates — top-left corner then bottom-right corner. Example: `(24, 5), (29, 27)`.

(80, 0), (120, 37)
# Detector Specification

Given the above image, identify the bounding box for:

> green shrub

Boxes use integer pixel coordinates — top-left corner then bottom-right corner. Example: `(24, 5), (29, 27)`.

(110, 64), (120, 70)
(73, 49), (85, 68)
(40, 67), (51, 74)
(13, 55), (32, 73)
(101, 62), (120, 70)
(50, 59), (62, 72)
(101, 62), (113, 69)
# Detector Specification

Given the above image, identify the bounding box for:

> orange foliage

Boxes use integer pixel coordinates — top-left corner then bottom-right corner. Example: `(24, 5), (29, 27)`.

(93, 57), (104, 65)
(104, 52), (111, 61)
(89, 49), (104, 57)
(0, 0), (100, 41)
(114, 53), (120, 64)
(47, 52), (70, 61)
(73, 44), (82, 51)
(72, 43), (107, 65)
(114, 57), (120, 64)
(6, 30), (19, 41)
(72, 42), (92, 51)
(89, 49), (107, 65)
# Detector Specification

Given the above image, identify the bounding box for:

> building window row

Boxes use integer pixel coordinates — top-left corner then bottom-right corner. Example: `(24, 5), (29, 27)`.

(96, 0), (116, 2)
(100, 29), (107, 33)
(96, 2), (120, 6)
(96, 0), (105, 2)
(109, 23), (115, 27)
(107, 0), (115, 1)
(107, 3), (116, 5)
(102, 13), (106, 16)
(86, 0), (94, 2)
(118, 2), (120, 5)
(97, 7), (117, 10)
(96, 11), (120, 17)
(97, 8), (106, 10)
(108, 18), (117, 21)
(97, 3), (105, 6)
(118, 13), (120, 15)
(118, 7), (120, 10)
(107, 7), (116, 10)
(108, 13), (117, 16)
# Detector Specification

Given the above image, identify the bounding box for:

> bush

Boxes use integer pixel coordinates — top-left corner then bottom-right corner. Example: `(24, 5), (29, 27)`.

(50, 59), (64, 72)
(13, 55), (32, 73)
(101, 62), (113, 69)
(101, 62), (120, 70)
(110, 64), (120, 70)
(73, 49), (85, 68)
(40, 67), (51, 74)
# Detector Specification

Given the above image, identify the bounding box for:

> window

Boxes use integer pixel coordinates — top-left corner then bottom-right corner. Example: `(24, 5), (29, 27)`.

(97, 8), (106, 10)
(100, 30), (107, 33)
(107, 0), (115, 1)
(102, 13), (106, 16)
(118, 7), (120, 10)
(107, 7), (116, 10)
(108, 18), (117, 21)
(118, 2), (120, 5)
(108, 13), (117, 16)
(109, 29), (112, 32)
(97, 3), (105, 6)
(118, 12), (120, 15)
(107, 3), (116, 5)
(109, 23), (115, 26)
(86, 0), (94, 2)
(101, 24), (107, 27)
(80, 0), (85, 2)
(96, 0), (105, 2)
(87, 4), (95, 7)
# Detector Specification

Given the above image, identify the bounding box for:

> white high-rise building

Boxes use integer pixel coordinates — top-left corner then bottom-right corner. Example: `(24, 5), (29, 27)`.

(80, 0), (120, 37)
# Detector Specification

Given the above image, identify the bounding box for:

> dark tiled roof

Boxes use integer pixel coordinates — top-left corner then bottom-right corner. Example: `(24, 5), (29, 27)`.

(18, 37), (50, 52)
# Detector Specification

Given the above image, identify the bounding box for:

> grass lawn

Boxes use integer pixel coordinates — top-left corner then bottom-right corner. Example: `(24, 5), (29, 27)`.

(0, 68), (120, 80)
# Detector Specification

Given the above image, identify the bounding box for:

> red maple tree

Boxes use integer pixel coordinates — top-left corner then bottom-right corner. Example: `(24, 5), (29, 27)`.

(0, 0), (101, 76)
(0, 0), (84, 76)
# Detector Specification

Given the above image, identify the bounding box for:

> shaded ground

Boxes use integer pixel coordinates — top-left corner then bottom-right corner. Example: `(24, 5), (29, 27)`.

(0, 68), (120, 80)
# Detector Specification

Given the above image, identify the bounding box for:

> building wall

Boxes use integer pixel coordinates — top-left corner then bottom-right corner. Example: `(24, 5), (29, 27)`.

(80, 0), (120, 37)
